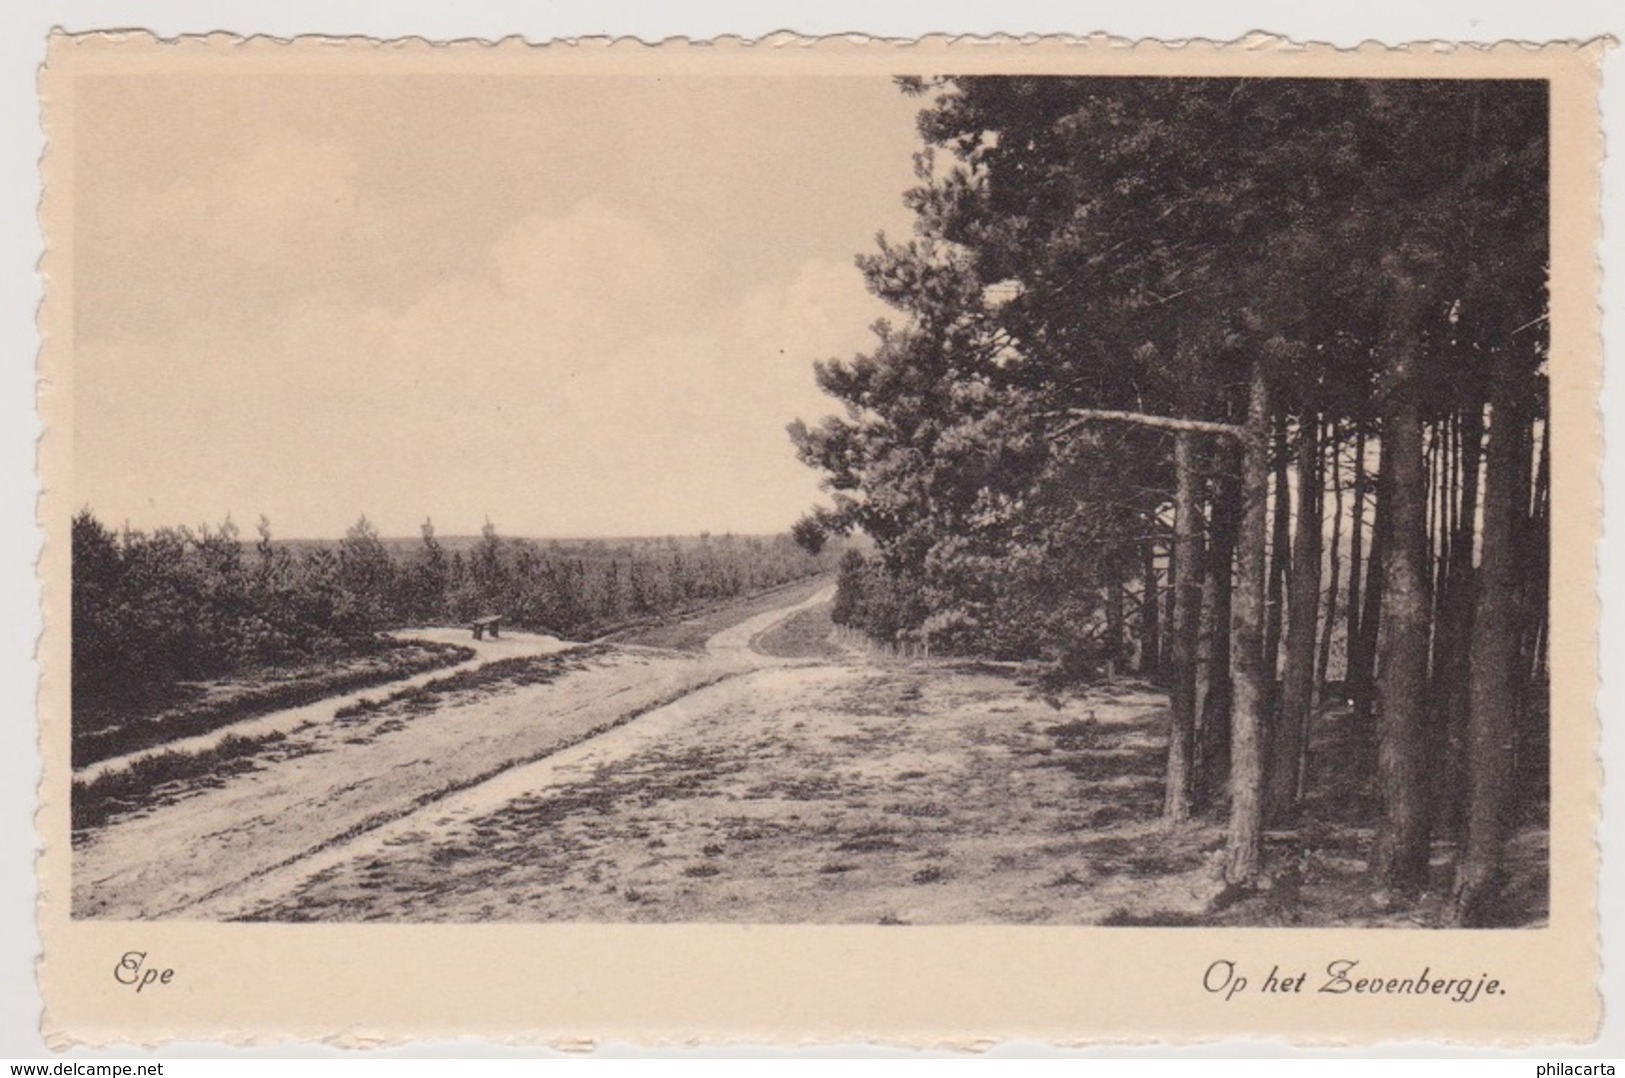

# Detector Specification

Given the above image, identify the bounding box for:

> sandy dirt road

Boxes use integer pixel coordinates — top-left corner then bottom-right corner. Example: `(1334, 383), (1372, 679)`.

(75, 580), (1236, 926)
(72, 586), (832, 919)
(238, 657), (1218, 925)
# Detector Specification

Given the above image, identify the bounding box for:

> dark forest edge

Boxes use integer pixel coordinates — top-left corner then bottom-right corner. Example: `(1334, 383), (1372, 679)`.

(788, 77), (1550, 925)
(72, 508), (840, 764)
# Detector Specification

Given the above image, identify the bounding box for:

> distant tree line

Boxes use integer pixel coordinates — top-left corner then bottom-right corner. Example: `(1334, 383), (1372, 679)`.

(792, 77), (1549, 922)
(72, 508), (833, 715)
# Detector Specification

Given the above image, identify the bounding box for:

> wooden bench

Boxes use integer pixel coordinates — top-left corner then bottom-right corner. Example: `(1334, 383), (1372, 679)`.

(470, 614), (504, 640)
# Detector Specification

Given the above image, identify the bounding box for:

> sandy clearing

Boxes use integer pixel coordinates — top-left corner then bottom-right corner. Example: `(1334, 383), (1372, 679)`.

(239, 662), (1226, 926)
(76, 628), (573, 786)
(73, 582), (1548, 927)
(72, 646), (723, 918)
(188, 586), (842, 918)
(191, 668), (794, 920)
(75, 579), (1234, 927)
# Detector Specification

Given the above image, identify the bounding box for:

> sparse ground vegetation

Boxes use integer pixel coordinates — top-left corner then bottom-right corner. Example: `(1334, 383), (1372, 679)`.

(73, 639), (471, 768)
(72, 579), (1545, 927)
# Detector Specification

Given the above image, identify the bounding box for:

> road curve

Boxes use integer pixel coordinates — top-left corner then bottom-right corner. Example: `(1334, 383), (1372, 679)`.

(707, 583), (837, 661)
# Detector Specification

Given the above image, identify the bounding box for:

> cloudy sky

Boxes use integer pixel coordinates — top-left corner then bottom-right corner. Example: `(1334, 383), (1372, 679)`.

(70, 74), (923, 538)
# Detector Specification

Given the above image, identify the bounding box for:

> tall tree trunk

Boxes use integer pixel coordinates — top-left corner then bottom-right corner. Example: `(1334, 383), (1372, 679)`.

(1165, 431), (1202, 823)
(1451, 404), (1485, 594)
(1430, 401), (1484, 838)
(1140, 537), (1160, 677)
(1422, 417), (1447, 824)
(1106, 572), (1126, 678)
(1265, 417), (1292, 693)
(1371, 274), (1434, 895)
(1199, 465), (1239, 809)
(1448, 413), (1461, 547)
(1511, 411), (1546, 812)
(1445, 412), (1460, 583)
(1317, 420), (1344, 699)
(1269, 416), (1322, 821)
(1346, 424), (1368, 681)
(1195, 498), (1215, 737)
(1353, 438), (1390, 731)
(1163, 560), (1178, 675)
(1427, 420), (1448, 656)
(1525, 416), (1550, 683)
(1516, 414), (1551, 819)
(1225, 362), (1271, 886)
(1451, 350), (1527, 924)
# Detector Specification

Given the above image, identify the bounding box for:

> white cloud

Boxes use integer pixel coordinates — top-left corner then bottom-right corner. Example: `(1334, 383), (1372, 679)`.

(76, 206), (892, 538)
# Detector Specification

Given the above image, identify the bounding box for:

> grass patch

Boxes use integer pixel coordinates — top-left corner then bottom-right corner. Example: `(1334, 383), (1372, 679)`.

(233, 668), (756, 921)
(72, 731), (303, 831)
(752, 601), (844, 661)
(73, 640), (473, 768)
(605, 576), (830, 653)
(884, 801), (950, 819)
(73, 643), (615, 837)
(1047, 718), (1105, 751)
(334, 644), (613, 720)
(835, 830), (904, 854)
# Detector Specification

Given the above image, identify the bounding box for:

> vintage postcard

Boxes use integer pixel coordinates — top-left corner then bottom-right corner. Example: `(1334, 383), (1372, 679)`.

(37, 32), (1604, 1047)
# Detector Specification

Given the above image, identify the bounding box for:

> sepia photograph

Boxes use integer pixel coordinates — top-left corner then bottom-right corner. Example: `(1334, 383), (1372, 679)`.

(35, 32), (1604, 1046)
